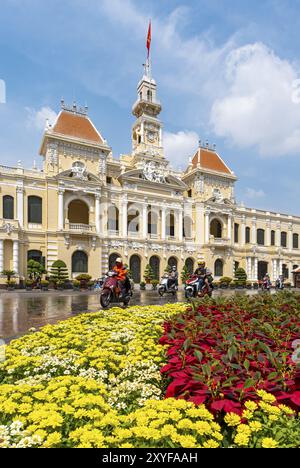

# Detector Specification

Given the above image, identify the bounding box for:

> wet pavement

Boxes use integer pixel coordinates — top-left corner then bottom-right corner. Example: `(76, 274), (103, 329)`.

(0, 288), (270, 342)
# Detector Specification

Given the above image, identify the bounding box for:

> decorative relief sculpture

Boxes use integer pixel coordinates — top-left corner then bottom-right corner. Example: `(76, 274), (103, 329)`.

(142, 161), (166, 184)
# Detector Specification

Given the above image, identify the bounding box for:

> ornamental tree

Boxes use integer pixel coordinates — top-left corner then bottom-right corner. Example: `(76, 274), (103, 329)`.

(50, 260), (69, 283)
(144, 264), (154, 283)
(234, 267), (247, 287)
(27, 260), (45, 279)
(181, 265), (190, 284)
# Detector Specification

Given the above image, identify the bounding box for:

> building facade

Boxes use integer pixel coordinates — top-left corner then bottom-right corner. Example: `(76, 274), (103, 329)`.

(1, 67), (300, 284)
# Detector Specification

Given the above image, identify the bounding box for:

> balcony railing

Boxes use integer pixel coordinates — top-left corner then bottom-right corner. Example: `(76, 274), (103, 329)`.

(69, 223), (93, 232)
(128, 231), (141, 239)
(108, 229), (119, 237)
(209, 236), (231, 246)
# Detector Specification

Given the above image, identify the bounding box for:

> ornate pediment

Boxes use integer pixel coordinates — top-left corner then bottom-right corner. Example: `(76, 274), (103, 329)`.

(119, 168), (187, 191)
(57, 162), (102, 184)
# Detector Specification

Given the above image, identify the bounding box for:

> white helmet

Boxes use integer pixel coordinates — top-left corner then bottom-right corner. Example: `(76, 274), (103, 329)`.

(116, 257), (122, 263)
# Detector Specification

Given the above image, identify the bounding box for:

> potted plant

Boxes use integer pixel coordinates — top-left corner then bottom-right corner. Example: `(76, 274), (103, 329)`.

(6, 279), (16, 291)
(56, 280), (65, 290)
(25, 279), (34, 290)
(181, 265), (190, 285)
(75, 274), (92, 289)
(144, 264), (154, 285)
(40, 280), (49, 291)
(50, 260), (69, 289)
(253, 281), (259, 289)
(87, 280), (95, 290)
(219, 277), (232, 289)
(151, 279), (159, 290)
(234, 268), (247, 289)
(2, 270), (16, 283)
(246, 281), (252, 289)
(72, 279), (81, 291)
(140, 281), (146, 290)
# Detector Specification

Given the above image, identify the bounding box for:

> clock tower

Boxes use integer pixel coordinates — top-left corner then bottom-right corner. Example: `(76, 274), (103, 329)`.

(131, 62), (164, 161)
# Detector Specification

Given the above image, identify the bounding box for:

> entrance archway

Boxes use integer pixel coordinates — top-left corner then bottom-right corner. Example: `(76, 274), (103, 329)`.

(130, 255), (141, 283)
(185, 258), (194, 275)
(72, 251), (88, 274)
(258, 261), (268, 280)
(168, 256), (178, 269)
(150, 256), (160, 280)
(109, 253), (121, 270)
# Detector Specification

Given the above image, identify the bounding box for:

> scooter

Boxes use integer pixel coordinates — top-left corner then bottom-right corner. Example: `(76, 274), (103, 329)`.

(158, 273), (178, 297)
(100, 271), (132, 309)
(184, 275), (213, 299)
(275, 277), (284, 290)
(261, 278), (272, 292)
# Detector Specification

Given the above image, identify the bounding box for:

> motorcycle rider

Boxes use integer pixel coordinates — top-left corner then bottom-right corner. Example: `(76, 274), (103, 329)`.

(194, 260), (211, 292)
(168, 265), (178, 290)
(262, 273), (271, 290)
(112, 257), (129, 298)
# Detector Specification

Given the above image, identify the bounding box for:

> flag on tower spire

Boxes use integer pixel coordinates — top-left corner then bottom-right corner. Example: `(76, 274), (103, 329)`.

(146, 20), (152, 58)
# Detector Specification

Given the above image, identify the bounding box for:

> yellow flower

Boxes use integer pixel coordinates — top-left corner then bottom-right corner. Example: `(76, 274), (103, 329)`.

(203, 439), (219, 448)
(242, 410), (254, 420)
(237, 424), (251, 435)
(268, 415), (279, 422)
(234, 433), (250, 447)
(224, 412), (241, 427)
(249, 421), (262, 432)
(261, 438), (278, 449)
(244, 401), (258, 412)
(43, 432), (62, 448)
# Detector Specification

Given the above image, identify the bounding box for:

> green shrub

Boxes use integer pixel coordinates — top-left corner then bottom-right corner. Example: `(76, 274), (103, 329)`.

(144, 264), (155, 283)
(75, 274), (92, 282)
(50, 260), (69, 283)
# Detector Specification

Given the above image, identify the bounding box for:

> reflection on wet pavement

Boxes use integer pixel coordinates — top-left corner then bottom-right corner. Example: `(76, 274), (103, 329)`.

(0, 288), (260, 342)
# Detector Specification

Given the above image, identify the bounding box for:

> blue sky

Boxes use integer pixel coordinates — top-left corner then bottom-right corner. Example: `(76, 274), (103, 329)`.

(1, 0), (300, 214)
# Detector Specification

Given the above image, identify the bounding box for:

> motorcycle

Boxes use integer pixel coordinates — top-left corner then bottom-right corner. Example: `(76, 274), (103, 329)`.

(184, 274), (213, 299)
(100, 271), (132, 309)
(158, 273), (178, 297)
(261, 278), (271, 292)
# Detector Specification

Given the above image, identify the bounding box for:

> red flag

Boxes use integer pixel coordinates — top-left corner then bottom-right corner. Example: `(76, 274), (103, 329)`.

(146, 21), (151, 58)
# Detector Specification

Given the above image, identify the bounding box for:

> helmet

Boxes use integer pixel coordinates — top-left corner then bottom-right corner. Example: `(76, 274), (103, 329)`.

(197, 260), (205, 266)
(172, 265), (177, 270)
(116, 257), (122, 264)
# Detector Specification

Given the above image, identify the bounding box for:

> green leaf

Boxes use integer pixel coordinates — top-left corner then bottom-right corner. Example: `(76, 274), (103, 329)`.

(244, 359), (250, 371)
(194, 350), (203, 362)
(243, 378), (256, 389)
(228, 345), (237, 361)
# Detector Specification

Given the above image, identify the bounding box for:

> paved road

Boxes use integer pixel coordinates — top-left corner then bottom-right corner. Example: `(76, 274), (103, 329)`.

(0, 288), (273, 342)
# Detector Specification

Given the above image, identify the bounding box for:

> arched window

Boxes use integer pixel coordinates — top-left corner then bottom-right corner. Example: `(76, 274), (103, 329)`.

(109, 253), (121, 270)
(27, 250), (43, 266)
(281, 232), (287, 248)
(258, 261), (268, 280)
(282, 264), (289, 279)
(234, 223), (239, 243)
(28, 196), (42, 224)
(68, 199), (89, 225)
(150, 256), (160, 280)
(185, 258), (194, 275)
(148, 210), (158, 236)
(166, 212), (175, 237)
(271, 230), (275, 246)
(147, 90), (152, 102)
(130, 255), (141, 283)
(246, 227), (251, 244)
(257, 229), (265, 246)
(210, 219), (222, 238)
(3, 195), (14, 220)
(72, 251), (88, 273)
(293, 233), (299, 249)
(107, 206), (119, 232)
(128, 204), (140, 233)
(214, 259), (223, 277)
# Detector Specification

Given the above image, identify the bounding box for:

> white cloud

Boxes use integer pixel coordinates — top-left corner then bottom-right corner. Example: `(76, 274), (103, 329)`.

(26, 106), (57, 130)
(210, 42), (300, 157)
(164, 130), (199, 168)
(245, 187), (265, 199)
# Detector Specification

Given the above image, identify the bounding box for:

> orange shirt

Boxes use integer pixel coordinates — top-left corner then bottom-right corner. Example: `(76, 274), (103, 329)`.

(113, 264), (127, 281)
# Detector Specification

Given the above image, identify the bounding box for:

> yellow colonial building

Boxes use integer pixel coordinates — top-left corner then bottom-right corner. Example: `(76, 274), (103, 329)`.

(1, 67), (300, 284)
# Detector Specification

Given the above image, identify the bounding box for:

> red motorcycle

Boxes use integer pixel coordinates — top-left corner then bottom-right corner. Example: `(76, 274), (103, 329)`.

(184, 274), (213, 299)
(100, 271), (132, 309)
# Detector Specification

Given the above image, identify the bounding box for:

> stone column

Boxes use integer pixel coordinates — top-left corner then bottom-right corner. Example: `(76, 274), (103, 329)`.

(241, 217), (246, 246)
(266, 220), (271, 247)
(141, 121), (145, 144)
(13, 240), (19, 274)
(161, 206), (166, 240)
(288, 224), (293, 251)
(272, 259), (277, 281)
(251, 217), (256, 244)
(195, 203), (204, 245)
(122, 198), (128, 238)
(0, 240), (4, 273)
(227, 215), (232, 242)
(205, 211), (210, 244)
(279, 259), (283, 276)
(142, 203), (148, 239)
(16, 186), (24, 228)
(95, 194), (101, 235)
(58, 189), (64, 231)
(254, 257), (258, 281)
(178, 209), (183, 242)
(276, 222), (281, 247)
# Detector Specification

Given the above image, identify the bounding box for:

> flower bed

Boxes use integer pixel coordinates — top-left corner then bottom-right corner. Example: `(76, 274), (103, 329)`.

(0, 297), (299, 448)
(160, 292), (300, 414)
